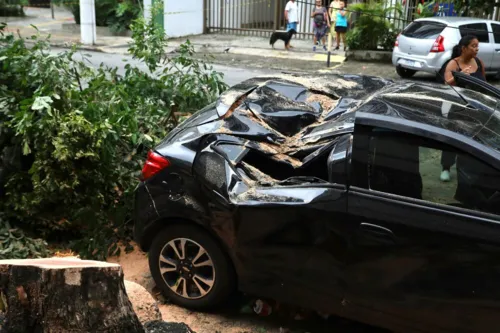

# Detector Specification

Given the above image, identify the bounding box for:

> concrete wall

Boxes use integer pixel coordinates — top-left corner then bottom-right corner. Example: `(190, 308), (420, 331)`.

(143, 0), (204, 38)
(165, 0), (204, 38)
(143, 0), (152, 21)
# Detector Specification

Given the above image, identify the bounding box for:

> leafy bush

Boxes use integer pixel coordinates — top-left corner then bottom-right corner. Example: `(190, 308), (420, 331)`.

(54, 0), (141, 32)
(346, 1), (401, 51)
(0, 216), (50, 259)
(414, 1), (436, 19)
(0, 12), (227, 260)
(0, 0), (26, 17)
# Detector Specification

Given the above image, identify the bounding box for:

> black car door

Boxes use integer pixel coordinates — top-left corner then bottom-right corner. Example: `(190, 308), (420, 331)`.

(343, 123), (500, 333)
(201, 135), (352, 314)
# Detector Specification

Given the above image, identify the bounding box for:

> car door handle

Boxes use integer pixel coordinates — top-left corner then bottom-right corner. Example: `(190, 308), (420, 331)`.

(360, 223), (394, 236)
(358, 223), (396, 245)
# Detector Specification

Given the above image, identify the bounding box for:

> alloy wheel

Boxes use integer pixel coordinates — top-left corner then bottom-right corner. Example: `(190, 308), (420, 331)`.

(158, 238), (216, 300)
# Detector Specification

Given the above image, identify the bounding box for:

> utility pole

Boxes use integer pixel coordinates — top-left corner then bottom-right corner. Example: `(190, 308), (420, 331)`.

(79, 0), (96, 45)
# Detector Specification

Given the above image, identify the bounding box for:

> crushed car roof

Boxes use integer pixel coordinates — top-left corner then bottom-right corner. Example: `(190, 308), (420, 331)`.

(160, 74), (500, 181)
(214, 74), (500, 153)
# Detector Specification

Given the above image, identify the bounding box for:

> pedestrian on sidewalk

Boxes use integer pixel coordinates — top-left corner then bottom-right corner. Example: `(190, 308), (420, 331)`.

(285, 0), (299, 48)
(438, 35), (486, 183)
(311, 0), (330, 51)
(329, 0), (342, 47)
(334, 1), (348, 51)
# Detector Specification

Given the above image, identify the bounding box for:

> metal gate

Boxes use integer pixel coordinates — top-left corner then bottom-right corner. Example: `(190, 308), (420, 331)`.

(205, 0), (326, 39)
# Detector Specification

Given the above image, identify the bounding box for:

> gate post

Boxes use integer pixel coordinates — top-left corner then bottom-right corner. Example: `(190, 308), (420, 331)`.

(274, 0), (280, 30)
(220, 0), (224, 33)
(203, 0), (208, 33)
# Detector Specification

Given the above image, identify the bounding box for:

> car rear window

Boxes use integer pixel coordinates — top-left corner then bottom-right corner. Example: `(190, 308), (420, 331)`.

(402, 21), (446, 39)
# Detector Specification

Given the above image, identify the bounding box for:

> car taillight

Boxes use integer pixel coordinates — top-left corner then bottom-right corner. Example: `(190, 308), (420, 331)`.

(395, 33), (400, 47)
(430, 35), (445, 53)
(141, 150), (170, 180)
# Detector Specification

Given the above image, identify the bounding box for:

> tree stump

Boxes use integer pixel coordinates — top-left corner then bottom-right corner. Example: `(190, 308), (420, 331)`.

(0, 257), (145, 333)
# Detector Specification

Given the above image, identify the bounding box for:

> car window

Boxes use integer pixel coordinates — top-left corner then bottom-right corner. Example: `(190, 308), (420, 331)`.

(459, 23), (489, 43)
(367, 129), (500, 216)
(402, 21), (446, 39)
(492, 23), (500, 44)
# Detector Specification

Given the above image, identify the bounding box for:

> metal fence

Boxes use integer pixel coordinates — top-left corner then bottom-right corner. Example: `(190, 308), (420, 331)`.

(206, 0), (324, 39)
(205, 0), (500, 40)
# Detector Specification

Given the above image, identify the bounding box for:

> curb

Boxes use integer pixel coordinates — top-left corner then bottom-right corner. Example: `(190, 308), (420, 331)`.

(345, 50), (392, 63)
(23, 39), (346, 67)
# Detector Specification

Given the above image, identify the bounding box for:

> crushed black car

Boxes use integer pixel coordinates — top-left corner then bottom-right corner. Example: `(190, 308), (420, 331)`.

(134, 72), (500, 333)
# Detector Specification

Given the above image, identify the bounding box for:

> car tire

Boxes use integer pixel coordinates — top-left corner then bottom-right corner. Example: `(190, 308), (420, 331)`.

(396, 66), (417, 78)
(148, 224), (235, 310)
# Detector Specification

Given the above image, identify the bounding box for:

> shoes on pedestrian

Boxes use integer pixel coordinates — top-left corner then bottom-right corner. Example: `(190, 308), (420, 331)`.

(313, 46), (317, 52)
(344, 45), (347, 51)
(440, 170), (451, 182)
(323, 45), (327, 51)
(335, 46), (339, 50)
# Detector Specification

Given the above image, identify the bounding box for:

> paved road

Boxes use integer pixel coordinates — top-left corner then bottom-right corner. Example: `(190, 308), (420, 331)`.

(51, 48), (276, 87)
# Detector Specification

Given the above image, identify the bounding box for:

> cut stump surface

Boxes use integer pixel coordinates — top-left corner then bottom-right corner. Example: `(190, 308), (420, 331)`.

(0, 257), (145, 333)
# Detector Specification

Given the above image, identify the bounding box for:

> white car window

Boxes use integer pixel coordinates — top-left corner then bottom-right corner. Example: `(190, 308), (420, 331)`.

(492, 23), (500, 44)
(459, 23), (489, 43)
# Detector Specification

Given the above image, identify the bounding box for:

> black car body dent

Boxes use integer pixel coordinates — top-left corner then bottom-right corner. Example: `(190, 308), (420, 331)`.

(135, 73), (500, 333)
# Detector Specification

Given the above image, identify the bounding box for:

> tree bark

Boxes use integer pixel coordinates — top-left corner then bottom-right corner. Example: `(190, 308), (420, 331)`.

(0, 257), (145, 333)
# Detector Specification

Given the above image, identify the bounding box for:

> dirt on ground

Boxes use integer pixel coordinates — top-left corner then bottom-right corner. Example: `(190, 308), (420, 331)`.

(107, 243), (386, 333)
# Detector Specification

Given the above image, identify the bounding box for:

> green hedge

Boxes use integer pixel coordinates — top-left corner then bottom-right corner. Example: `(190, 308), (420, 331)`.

(0, 0), (26, 16)
(0, 13), (227, 260)
(54, 0), (141, 32)
(346, 1), (401, 51)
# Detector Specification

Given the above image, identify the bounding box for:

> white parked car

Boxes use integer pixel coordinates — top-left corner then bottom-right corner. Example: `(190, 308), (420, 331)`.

(392, 17), (500, 78)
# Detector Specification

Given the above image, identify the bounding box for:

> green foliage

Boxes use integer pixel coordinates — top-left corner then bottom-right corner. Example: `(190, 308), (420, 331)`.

(0, 0), (26, 17)
(0, 215), (50, 259)
(454, 0), (495, 17)
(0, 11), (227, 260)
(346, 1), (402, 51)
(414, 1), (436, 19)
(53, 0), (141, 32)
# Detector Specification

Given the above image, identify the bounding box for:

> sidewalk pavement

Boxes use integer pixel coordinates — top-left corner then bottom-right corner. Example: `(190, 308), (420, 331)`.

(2, 7), (346, 67)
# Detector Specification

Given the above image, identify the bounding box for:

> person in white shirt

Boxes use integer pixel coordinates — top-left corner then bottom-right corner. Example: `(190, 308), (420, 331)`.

(284, 0), (299, 47)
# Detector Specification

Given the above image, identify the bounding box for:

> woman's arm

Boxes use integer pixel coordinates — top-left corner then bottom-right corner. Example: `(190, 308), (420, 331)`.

(444, 60), (459, 86)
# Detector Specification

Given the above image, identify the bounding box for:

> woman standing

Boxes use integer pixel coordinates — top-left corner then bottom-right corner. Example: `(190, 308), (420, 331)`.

(329, 0), (341, 47)
(311, 0), (330, 51)
(440, 35), (486, 182)
(443, 35), (486, 85)
(334, 1), (348, 51)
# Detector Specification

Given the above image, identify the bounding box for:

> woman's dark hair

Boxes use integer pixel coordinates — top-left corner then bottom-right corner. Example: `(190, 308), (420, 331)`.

(452, 35), (478, 58)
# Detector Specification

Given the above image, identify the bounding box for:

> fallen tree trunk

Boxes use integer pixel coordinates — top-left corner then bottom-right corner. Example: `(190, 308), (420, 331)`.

(0, 257), (145, 333)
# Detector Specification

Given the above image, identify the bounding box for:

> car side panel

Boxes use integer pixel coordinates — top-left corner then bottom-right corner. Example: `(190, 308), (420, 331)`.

(343, 124), (500, 333)
(189, 136), (354, 314)
(346, 189), (500, 333)
(230, 186), (350, 313)
(488, 22), (500, 70)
